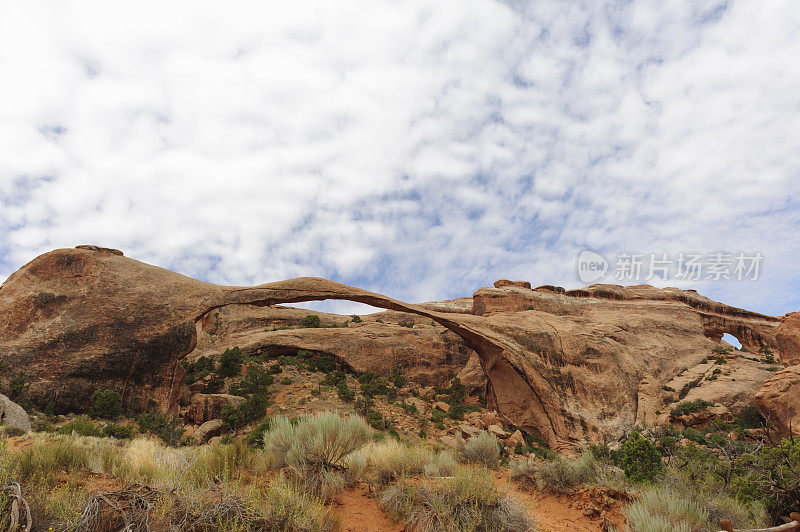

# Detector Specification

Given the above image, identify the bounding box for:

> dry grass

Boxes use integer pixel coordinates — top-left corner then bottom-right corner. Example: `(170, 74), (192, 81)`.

(380, 466), (536, 531)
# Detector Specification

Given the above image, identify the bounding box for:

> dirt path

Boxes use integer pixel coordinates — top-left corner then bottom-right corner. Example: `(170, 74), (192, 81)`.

(334, 485), (405, 532)
(495, 471), (626, 532)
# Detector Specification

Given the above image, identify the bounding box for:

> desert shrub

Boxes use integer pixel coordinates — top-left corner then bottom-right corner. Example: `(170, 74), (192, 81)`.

(202, 375), (224, 394)
(101, 423), (134, 439)
(268, 362), (282, 374)
(398, 319), (414, 328)
(447, 404), (467, 420)
(301, 314), (321, 328)
(8, 374), (29, 399)
(57, 415), (101, 437)
(286, 412), (371, 469)
(423, 451), (457, 477)
(732, 438), (800, 518)
(229, 365), (273, 396)
(136, 411), (184, 445)
(398, 400), (418, 414)
(457, 432), (500, 469)
(682, 427), (706, 444)
(182, 355), (215, 385)
(380, 467), (535, 532)
(670, 399), (714, 420)
(354, 440), (432, 482)
(366, 410), (386, 430)
(244, 418), (272, 448)
(218, 347), (244, 377)
(619, 432), (663, 483)
(263, 413), (371, 499)
(358, 373), (389, 397)
(391, 369), (407, 388)
(626, 487), (710, 532)
(350, 314), (362, 323)
(265, 413), (371, 478)
(280, 377), (292, 385)
(509, 455), (538, 488)
(431, 409), (447, 424)
(733, 406), (764, 430)
(532, 452), (598, 493)
(306, 353), (338, 373)
(336, 382), (355, 402)
(322, 370), (346, 386)
(91, 388), (122, 419)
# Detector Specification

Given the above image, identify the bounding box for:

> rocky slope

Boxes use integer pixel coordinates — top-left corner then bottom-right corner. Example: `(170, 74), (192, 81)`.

(1, 246), (795, 448)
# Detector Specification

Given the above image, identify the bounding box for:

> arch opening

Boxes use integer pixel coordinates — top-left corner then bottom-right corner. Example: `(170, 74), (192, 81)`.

(721, 333), (742, 349)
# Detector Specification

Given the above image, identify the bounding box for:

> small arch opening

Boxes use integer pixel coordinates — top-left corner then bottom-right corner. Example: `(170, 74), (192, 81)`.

(721, 333), (742, 350)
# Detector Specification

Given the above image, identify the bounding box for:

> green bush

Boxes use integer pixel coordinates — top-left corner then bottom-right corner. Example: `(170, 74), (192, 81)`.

(182, 355), (215, 384)
(245, 418), (272, 447)
(280, 377), (292, 385)
(8, 374), (29, 399)
(301, 314), (321, 328)
(350, 315), (362, 323)
(336, 382), (355, 402)
(268, 362), (282, 374)
(447, 404), (467, 420)
(101, 423), (134, 439)
(358, 373), (389, 397)
(91, 388), (122, 419)
(203, 375), (224, 394)
(57, 415), (101, 437)
(218, 347), (244, 377)
(619, 432), (663, 483)
(136, 411), (184, 445)
(732, 438), (800, 517)
(229, 365), (273, 396)
(431, 410), (446, 423)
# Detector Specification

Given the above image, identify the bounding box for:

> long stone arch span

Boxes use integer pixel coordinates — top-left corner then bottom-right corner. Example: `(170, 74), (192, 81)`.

(208, 277), (566, 447)
(0, 247), (566, 447)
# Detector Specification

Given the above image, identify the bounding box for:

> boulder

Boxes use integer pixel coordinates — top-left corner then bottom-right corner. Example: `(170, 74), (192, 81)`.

(405, 397), (429, 416)
(754, 365), (800, 438)
(481, 411), (499, 427)
(434, 401), (450, 412)
(456, 424), (482, 438)
(194, 419), (225, 443)
(508, 430), (525, 450)
(493, 280), (532, 289)
(0, 394), (31, 433)
(672, 404), (733, 427)
(440, 435), (462, 449)
(487, 424), (509, 438)
(186, 394), (244, 425)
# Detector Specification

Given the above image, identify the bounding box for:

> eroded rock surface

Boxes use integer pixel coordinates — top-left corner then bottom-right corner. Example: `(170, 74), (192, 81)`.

(754, 365), (800, 438)
(0, 246), (790, 449)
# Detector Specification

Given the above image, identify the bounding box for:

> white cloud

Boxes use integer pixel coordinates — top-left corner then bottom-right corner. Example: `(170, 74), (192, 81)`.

(1, 0), (799, 317)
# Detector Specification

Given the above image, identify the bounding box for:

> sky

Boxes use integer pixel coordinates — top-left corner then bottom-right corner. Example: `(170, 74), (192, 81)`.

(1, 0), (799, 317)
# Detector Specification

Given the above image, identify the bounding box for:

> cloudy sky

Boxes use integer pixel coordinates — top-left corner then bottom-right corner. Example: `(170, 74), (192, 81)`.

(1, 0), (798, 317)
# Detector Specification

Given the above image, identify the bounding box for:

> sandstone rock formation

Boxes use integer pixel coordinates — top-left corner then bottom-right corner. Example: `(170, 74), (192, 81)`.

(0, 394), (31, 432)
(754, 365), (800, 438)
(775, 312), (800, 365)
(0, 246), (791, 449)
